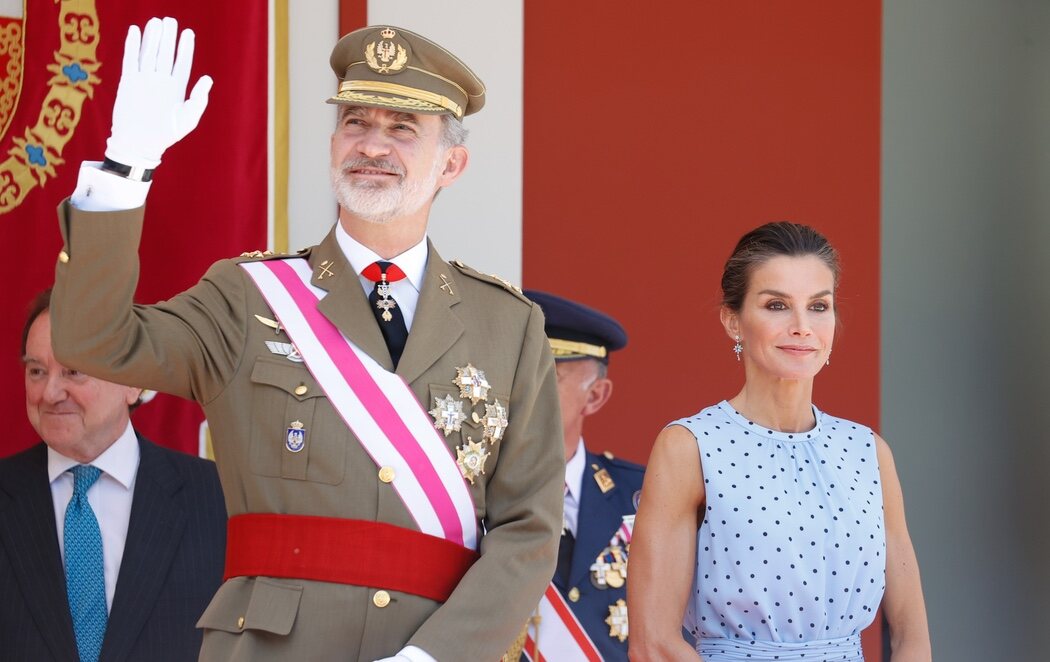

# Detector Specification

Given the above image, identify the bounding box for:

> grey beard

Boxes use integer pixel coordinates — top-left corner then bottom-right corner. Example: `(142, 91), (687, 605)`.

(330, 157), (441, 224)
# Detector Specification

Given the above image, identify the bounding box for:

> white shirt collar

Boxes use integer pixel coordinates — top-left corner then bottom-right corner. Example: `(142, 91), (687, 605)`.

(335, 223), (429, 292)
(564, 436), (586, 505)
(47, 421), (140, 490)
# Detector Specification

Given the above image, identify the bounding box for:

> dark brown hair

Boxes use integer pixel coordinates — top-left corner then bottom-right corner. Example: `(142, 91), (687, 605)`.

(721, 222), (840, 312)
(21, 287), (52, 357)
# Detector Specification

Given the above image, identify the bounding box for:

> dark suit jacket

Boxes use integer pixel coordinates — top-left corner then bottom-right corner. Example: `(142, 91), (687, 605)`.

(0, 435), (227, 662)
(555, 450), (645, 661)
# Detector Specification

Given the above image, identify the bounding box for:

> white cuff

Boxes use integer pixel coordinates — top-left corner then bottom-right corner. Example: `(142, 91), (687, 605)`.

(70, 161), (150, 211)
(374, 645), (436, 662)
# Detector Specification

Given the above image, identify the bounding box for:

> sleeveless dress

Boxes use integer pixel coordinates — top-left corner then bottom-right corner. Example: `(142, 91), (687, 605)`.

(672, 401), (885, 661)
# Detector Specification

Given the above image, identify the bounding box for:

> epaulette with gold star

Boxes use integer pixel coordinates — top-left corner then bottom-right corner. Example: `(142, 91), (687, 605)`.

(448, 259), (531, 304)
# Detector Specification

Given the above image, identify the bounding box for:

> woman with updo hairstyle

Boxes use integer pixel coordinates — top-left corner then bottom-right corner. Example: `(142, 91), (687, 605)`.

(627, 223), (931, 662)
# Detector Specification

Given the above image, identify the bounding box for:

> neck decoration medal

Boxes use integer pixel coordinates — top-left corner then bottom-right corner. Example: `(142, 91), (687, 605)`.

(456, 437), (490, 484)
(605, 599), (629, 642)
(375, 273), (397, 322)
(455, 364), (491, 405)
(430, 394), (468, 436)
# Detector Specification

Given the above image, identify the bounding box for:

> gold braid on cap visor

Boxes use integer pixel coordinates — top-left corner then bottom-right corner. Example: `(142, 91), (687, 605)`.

(338, 80), (463, 118)
(548, 338), (608, 360)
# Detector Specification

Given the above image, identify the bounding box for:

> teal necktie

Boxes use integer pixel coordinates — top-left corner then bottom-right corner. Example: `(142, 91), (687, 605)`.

(64, 465), (107, 662)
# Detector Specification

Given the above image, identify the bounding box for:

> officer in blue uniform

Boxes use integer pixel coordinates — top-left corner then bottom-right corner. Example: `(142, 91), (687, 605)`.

(525, 290), (642, 661)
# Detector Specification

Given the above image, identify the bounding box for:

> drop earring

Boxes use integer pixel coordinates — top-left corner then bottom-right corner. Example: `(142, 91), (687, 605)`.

(733, 336), (742, 361)
(826, 349), (832, 366)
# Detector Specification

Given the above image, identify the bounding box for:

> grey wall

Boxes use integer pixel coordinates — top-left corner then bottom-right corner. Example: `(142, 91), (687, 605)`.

(882, 1), (1050, 659)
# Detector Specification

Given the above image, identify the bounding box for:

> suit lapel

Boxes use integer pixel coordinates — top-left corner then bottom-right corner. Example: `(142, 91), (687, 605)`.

(568, 453), (627, 588)
(396, 243), (464, 385)
(100, 436), (187, 662)
(311, 229), (395, 371)
(0, 444), (78, 661)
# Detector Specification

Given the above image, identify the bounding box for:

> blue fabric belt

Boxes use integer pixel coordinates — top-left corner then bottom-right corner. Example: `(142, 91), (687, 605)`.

(699, 633), (863, 661)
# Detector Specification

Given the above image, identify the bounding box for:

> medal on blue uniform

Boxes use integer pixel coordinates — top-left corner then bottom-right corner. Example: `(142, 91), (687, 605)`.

(590, 545), (627, 589)
(286, 420), (306, 452)
(605, 599), (628, 642)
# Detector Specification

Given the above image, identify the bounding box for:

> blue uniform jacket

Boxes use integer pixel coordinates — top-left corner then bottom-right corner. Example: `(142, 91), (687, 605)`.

(555, 450), (644, 661)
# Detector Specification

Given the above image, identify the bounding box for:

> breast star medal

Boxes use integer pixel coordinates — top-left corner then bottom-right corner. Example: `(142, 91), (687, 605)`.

(605, 599), (629, 642)
(456, 437), (490, 485)
(429, 394), (467, 436)
(286, 420), (306, 453)
(590, 545), (628, 589)
(455, 364), (491, 405)
(473, 398), (509, 444)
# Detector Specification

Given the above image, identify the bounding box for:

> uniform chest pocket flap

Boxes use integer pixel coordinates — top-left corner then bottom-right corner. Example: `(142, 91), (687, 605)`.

(248, 357), (347, 484)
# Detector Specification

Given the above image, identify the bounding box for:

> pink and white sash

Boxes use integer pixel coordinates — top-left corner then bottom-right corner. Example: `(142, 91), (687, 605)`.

(241, 258), (478, 550)
(523, 584), (603, 662)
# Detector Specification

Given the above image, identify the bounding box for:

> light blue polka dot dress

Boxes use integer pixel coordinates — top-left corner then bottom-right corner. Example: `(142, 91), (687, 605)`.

(673, 401), (885, 662)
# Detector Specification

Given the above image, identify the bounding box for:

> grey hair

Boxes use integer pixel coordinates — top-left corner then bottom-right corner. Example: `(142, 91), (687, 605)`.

(439, 114), (469, 149)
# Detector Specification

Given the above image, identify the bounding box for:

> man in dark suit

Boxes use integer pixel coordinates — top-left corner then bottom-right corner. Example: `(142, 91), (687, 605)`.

(0, 289), (227, 662)
(523, 291), (644, 661)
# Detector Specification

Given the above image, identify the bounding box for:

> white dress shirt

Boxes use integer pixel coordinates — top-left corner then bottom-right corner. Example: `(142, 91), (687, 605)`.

(48, 422), (140, 612)
(335, 223), (428, 331)
(563, 437), (586, 537)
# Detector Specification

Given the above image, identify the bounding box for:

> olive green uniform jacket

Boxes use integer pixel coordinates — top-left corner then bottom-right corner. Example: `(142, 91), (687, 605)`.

(50, 203), (564, 662)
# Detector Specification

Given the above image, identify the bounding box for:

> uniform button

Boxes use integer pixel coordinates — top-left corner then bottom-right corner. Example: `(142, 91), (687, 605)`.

(373, 590), (391, 608)
(294, 383), (308, 396)
(236, 616), (245, 629)
(58, 250), (69, 263)
(378, 466), (395, 483)
(568, 587), (580, 602)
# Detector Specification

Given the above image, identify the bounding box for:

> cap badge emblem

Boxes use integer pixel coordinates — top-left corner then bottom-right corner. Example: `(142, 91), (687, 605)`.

(429, 394), (467, 436)
(365, 29), (409, 74)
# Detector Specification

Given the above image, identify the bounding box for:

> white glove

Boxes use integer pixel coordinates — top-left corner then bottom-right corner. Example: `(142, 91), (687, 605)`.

(105, 16), (213, 169)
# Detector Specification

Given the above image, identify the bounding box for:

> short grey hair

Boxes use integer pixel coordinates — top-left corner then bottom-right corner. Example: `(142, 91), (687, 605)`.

(439, 114), (469, 149)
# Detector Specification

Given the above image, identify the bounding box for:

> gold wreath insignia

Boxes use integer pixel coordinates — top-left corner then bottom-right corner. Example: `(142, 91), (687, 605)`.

(364, 41), (408, 74)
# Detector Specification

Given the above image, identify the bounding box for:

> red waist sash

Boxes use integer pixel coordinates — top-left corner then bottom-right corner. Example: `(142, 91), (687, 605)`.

(224, 514), (480, 602)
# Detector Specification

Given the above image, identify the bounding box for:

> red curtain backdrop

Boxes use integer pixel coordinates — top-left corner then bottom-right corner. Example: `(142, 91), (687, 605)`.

(522, 2), (882, 658)
(0, 1), (269, 457)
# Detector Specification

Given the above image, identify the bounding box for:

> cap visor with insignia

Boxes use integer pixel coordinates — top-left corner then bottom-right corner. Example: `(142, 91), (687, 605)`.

(327, 25), (485, 119)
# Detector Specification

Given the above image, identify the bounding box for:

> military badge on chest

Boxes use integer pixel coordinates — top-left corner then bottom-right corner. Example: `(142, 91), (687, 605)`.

(428, 364), (510, 484)
(286, 420), (306, 453)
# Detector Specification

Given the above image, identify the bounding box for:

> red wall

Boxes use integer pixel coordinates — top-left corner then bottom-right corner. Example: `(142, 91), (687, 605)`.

(522, 2), (883, 657)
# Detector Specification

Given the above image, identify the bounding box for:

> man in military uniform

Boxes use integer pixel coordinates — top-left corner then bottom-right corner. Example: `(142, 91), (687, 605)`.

(523, 291), (643, 661)
(50, 17), (563, 662)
